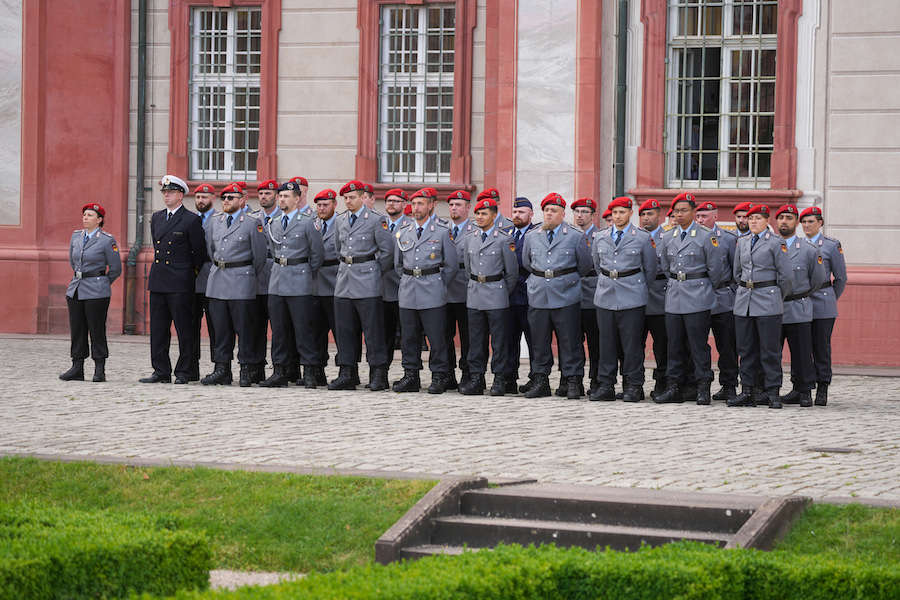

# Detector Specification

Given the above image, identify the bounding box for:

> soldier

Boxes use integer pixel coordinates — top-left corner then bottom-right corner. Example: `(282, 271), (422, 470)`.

(446, 189), (475, 389)
(288, 176), (315, 217)
(478, 188), (514, 230)
(569, 197), (601, 396)
(140, 175), (206, 385)
(728, 204), (793, 409)
(329, 180), (394, 391)
(653, 192), (727, 406)
(521, 193), (593, 399)
(311, 189), (340, 387)
(459, 197), (518, 395)
(800, 206), (847, 406)
(638, 198), (669, 398)
(733, 202), (753, 236)
(601, 208), (613, 228)
(774, 205), (828, 407)
(251, 179), (283, 384)
(201, 182), (269, 386)
(589, 196), (657, 402)
(191, 183), (218, 380)
(694, 201), (740, 403)
(362, 183), (378, 211)
(381, 189), (413, 379)
(507, 198), (540, 394)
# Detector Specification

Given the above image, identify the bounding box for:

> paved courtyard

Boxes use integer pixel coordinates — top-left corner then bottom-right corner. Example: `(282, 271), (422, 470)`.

(1, 335), (898, 502)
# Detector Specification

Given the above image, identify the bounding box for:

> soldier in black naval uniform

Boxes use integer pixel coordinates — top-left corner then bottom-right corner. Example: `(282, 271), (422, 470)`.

(140, 175), (207, 384)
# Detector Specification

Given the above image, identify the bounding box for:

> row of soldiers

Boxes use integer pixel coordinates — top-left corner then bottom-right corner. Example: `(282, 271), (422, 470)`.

(143, 175), (846, 408)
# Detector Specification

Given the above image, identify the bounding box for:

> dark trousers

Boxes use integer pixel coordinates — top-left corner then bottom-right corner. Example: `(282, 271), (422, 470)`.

(400, 306), (449, 373)
(253, 294), (273, 367)
(467, 308), (510, 375)
(192, 293), (216, 376)
(529, 303), (584, 378)
(735, 314), (783, 392)
(597, 306), (645, 387)
(313, 295), (336, 367)
(505, 304), (534, 379)
(811, 317), (836, 384)
(581, 307), (600, 383)
(643, 313), (668, 382)
(334, 296), (388, 367)
(665, 310), (713, 384)
(446, 302), (470, 375)
(208, 298), (260, 365)
(383, 300), (400, 367)
(269, 294), (317, 367)
(710, 311), (739, 387)
(66, 293), (110, 360)
(149, 291), (195, 378)
(782, 321), (815, 392)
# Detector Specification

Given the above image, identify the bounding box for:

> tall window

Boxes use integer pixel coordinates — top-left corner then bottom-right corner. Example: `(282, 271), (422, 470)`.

(665, 0), (777, 188)
(190, 7), (261, 180)
(378, 4), (455, 184)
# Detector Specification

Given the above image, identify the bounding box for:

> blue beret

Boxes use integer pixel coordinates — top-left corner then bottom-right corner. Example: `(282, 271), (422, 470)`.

(278, 182), (300, 193)
(513, 197), (532, 209)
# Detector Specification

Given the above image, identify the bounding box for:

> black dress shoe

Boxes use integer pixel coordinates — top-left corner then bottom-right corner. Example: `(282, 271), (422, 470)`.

(589, 385), (615, 402)
(139, 372), (171, 384)
(459, 374), (486, 396)
(523, 374), (551, 398)
(489, 375), (506, 397)
(392, 370), (421, 393)
(622, 385), (644, 403)
(814, 383), (828, 406)
(652, 384), (683, 404)
(174, 376), (190, 385)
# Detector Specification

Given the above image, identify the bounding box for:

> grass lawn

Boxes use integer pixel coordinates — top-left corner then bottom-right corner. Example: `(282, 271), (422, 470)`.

(0, 457), (434, 573)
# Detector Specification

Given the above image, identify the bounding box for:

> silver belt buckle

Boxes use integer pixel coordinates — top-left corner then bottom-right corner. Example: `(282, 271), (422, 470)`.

(216, 260), (226, 269)
(278, 257), (288, 266)
(545, 269), (554, 278)
(413, 267), (422, 277)
(477, 274), (487, 283)
(75, 270), (82, 279)
(609, 269), (619, 280)
(746, 279), (754, 289)
(345, 255), (353, 265)
(677, 271), (686, 282)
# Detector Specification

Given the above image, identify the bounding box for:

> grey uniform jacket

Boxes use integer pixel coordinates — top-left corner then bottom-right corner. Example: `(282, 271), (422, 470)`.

(710, 225), (738, 315)
(810, 235), (847, 319)
(521, 224), (593, 309)
(645, 226), (668, 316)
(315, 217), (339, 297)
(67, 230), (122, 299)
(494, 213), (514, 230)
(447, 220), (477, 304)
(381, 214), (413, 302)
(464, 227), (519, 311)
(205, 212), (268, 300)
(732, 231), (793, 317)
(256, 208), (282, 295)
(591, 223), (657, 311)
(659, 222), (728, 314)
(394, 218), (458, 310)
(782, 238), (828, 325)
(580, 224), (599, 309)
(266, 211), (325, 297)
(195, 210), (218, 294)
(333, 206), (394, 299)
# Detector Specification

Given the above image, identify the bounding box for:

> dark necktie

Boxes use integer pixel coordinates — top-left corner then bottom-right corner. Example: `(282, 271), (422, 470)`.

(390, 222), (395, 233)
(481, 232), (488, 243)
(680, 230), (687, 241)
(282, 215), (288, 230)
(226, 215), (233, 228)
(322, 221), (327, 236)
(514, 229), (521, 245)
(417, 226), (423, 240)
(350, 213), (357, 227)
(547, 230), (554, 245)
(265, 215), (271, 225)
(83, 233), (89, 246)
(166, 212), (171, 221)
(614, 230), (623, 246)
(452, 225), (459, 239)
(751, 233), (759, 250)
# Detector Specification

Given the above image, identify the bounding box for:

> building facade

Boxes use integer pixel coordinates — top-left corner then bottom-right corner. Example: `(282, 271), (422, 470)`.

(1, 0), (898, 365)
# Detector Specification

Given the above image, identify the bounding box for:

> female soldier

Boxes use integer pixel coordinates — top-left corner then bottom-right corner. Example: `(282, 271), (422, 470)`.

(59, 203), (122, 382)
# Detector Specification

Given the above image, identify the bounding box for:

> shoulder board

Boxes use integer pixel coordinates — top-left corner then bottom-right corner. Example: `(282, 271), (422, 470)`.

(73, 229), (83, 234)
(823, 235), (840, 244)
(399, 221), (414, 229)
(368, 208), (383, 217)
(499, 225), (514, 235)
(433, 218), (449, 229)
(698, 224), (712, 232)
(101, 230), (113, 237)
(435, 216), (449, 226)
(662, 224), (675, 231)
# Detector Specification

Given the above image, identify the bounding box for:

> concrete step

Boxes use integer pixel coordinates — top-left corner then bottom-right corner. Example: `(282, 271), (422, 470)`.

(398, 544), (479, 559)
(430, 515), (733, 551)
(461, 485), (758, 533)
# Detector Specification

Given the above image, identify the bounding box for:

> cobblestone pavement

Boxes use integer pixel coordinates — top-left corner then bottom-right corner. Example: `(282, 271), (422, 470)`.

(1, 335), (898, 501)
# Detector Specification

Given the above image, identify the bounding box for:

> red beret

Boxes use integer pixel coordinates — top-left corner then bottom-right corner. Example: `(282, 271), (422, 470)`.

(775, 204), (798, 218)
(193, 184), (216, 195)
(671, 192), (697, 208)
(571, 197), (597, 211)
(733, 201), (754, 214)
(289, 176), (308, 187)
(221, 183), (244, 196)
(638, 199), (661, 213)
(234, 181), (248, 190)
(82, 203), (105, 218)
(473, 198), (498, 212)
(447, 190), (471, 202)
(695, 200), (717, 212)
(541, 192), (566, 209)
(410, 187), (438, 200)
(608, 197), (632, 210)
(746, 204), (770, 217)
(384, 188), (408, 201)
(363, 183), (374, 194)
(477, 188), (501, 202)
(339, 180), (366, 196)
(799, 206), (823, 220)
(257, 179), (278, 192)
(602, 208), (612, 219)
(314, 189), (337, 201)
(403, 204), (412, 216)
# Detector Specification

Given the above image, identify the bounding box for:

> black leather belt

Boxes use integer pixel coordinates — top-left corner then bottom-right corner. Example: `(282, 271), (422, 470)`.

(599, 267), (640, 280)
(322, 258), (339, 267)
(586, 270), (597, 277)
(214, 259), (253, 269)
(340, 253), (376, 265)
(784, 291), (811, 302)
(739, 280), (777, 289)
(470, 273), (503, 283)
(715, 281), (733, 289)
(668, 271), (710, 281)
(274, 257), (309, 266)
(531, 266), (577, 279)
(403, 266), (441, 277)
(655, 273), (668, 281)
(75, 269), (106, 279)
(821, 281), (832, 289)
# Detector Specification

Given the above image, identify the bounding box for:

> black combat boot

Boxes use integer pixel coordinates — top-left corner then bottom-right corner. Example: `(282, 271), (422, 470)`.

(505, 376), (519, 395)
(489, 375), (506, 397)
(238, 364), (253, 387)
(712, 385), (736, 403)
(249, 364), (265, 384)
(60, 359), (84, 381)
(427, 372), (449, 394)
(392, 369), (420, 393)
(201, 363), (232, 385)
(523, 374), (551, 398)
(622, 385), (644, 403)
(767, 389), (783, 409)
(328, 366), (357, 390)
(588, 379), (601, 396)
(518, 376), (537, 394)
(259, 365), (290, 388)
(650, 378), (667, 399)
(798, 390), (813, 407)
(369, 366), (389, 391)
(652, 382), (683, 404)
(283, 364), (300, 385)
(814, 383), (828, 406)
(349, 365), (361, 386)
(91, 359), (106, 383)
(566, 376), (584, 400)
(446, 371), (459, 391)
(696, 382), (712, 405)
(752, 386), (767, 407)
(459, 374), (486, 396)
(727, 386), (755, 407)
(779, 389), (803, 405)
(555, 373), (568, 397)
(589, 384), (615, 402)
(303, 366), (318, 389)
(314, 366), (328, 386)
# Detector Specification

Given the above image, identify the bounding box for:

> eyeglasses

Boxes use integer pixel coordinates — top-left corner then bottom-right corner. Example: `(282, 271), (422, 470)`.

(671, 208), (693, 215)
(222, 195), (241, 201)
(573, 209), (593, 216)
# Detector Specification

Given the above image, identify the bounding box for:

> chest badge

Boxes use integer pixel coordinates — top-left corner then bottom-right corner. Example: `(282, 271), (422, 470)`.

(817, 255), (823, 264)
(509, 243), (516, 252)
(382, 221), (388, 230)
(711, 237), (718, 247)
(429, 252), (436, 260)
(257, 224), (263, 233)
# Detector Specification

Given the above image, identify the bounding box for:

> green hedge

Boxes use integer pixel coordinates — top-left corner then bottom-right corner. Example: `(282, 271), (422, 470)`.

(0, 503), (211, 600)
(151, 542), (898, 600)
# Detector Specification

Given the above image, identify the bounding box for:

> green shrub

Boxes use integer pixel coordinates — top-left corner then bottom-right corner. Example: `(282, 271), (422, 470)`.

(150, 542), (898, 600)
(0, 503), (211, 600)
